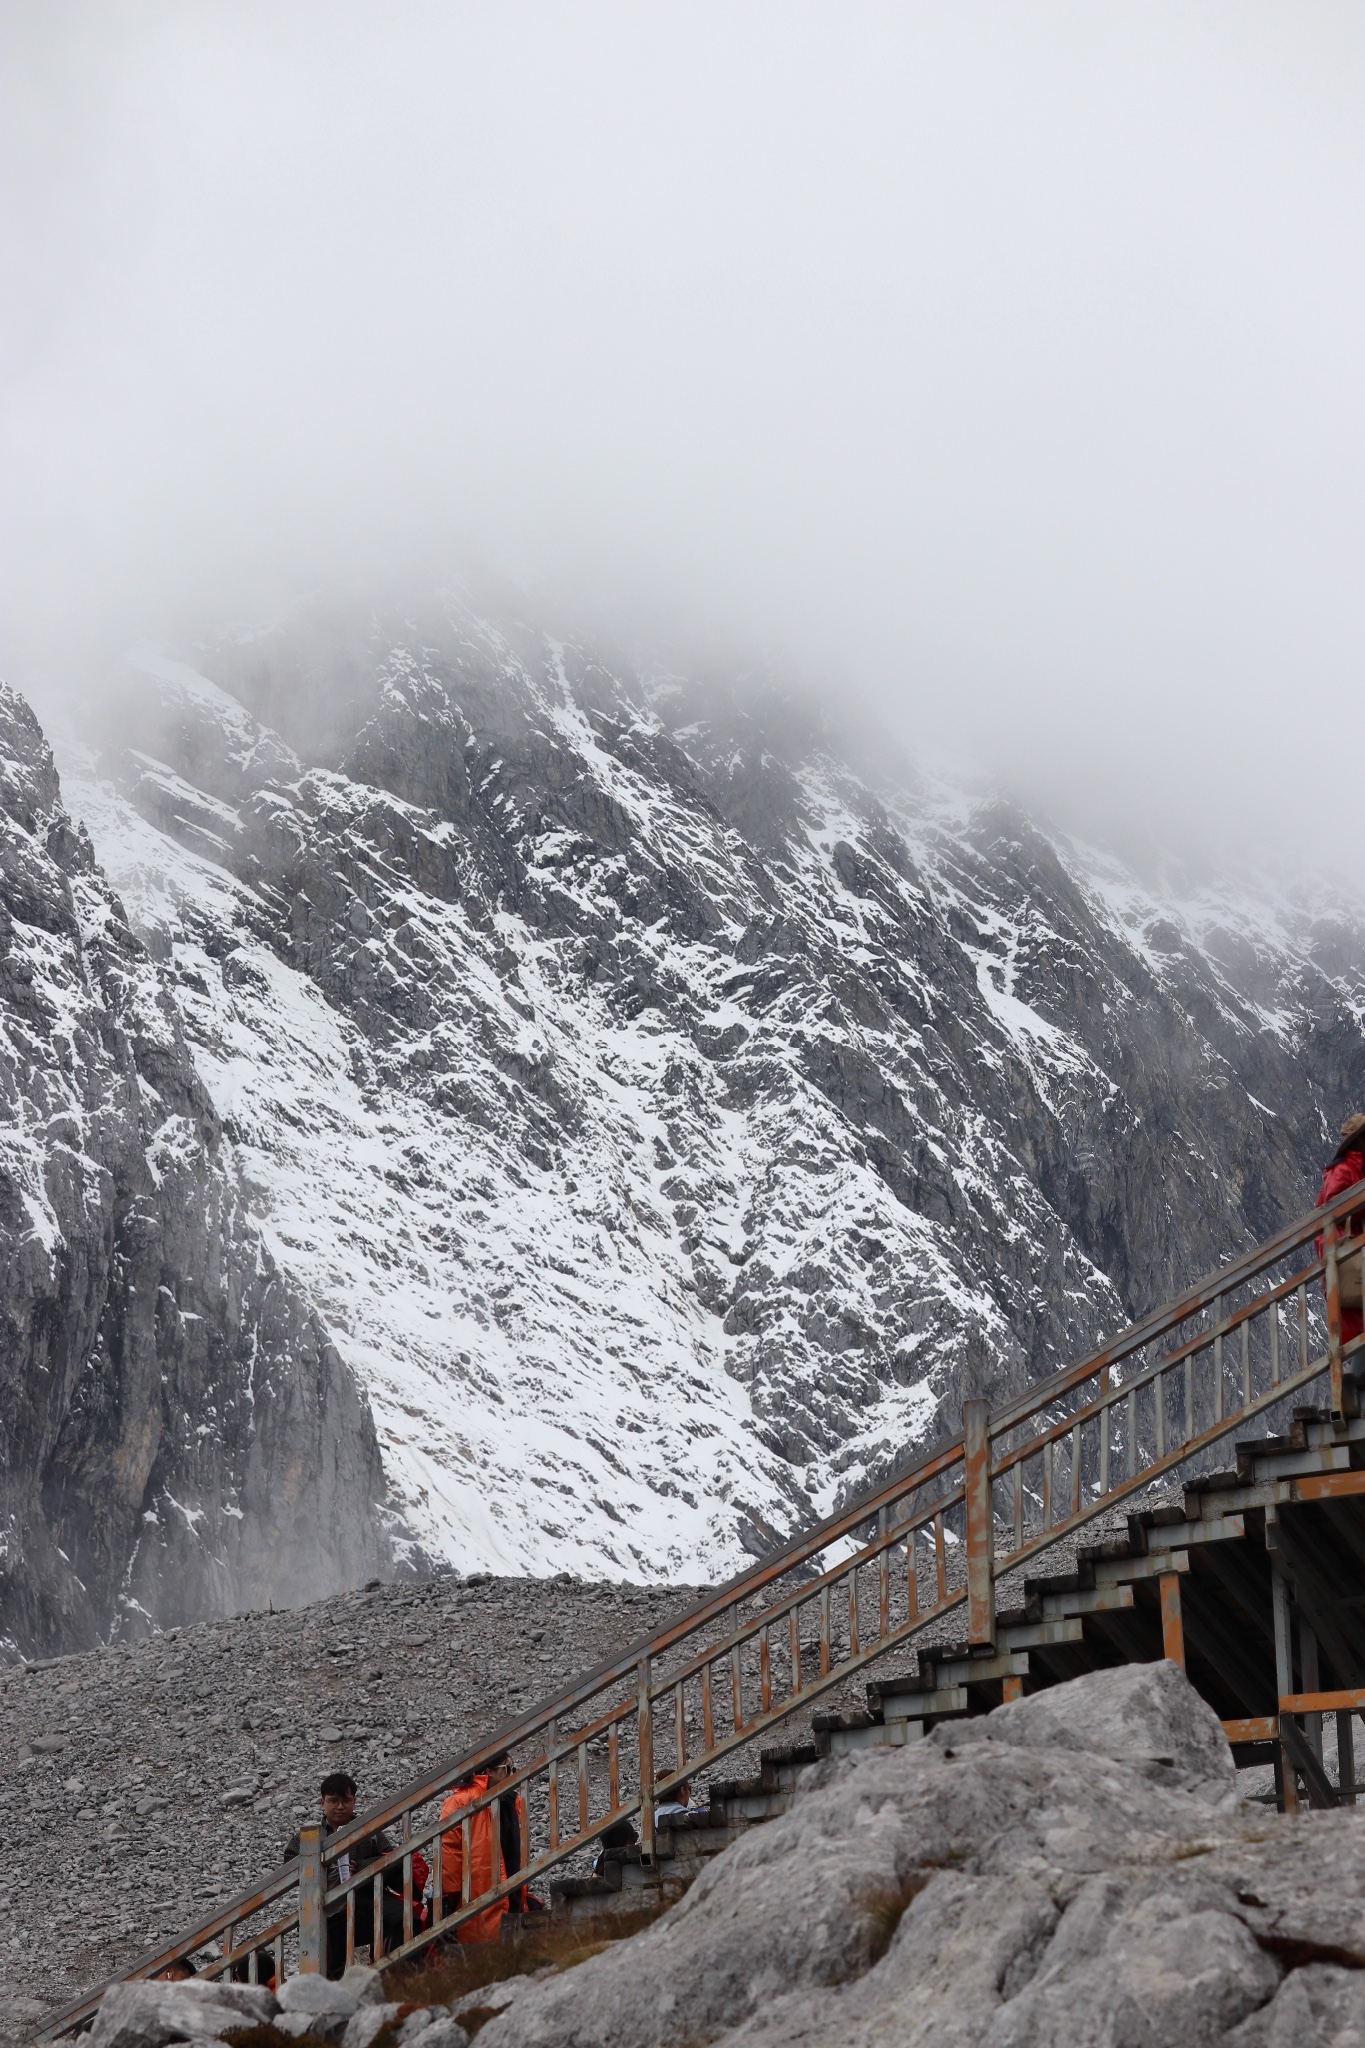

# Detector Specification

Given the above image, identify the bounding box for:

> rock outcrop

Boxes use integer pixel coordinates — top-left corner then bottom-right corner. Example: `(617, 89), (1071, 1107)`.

(0, 683), (388, 1655)
(480, 1663), (1365, 2048)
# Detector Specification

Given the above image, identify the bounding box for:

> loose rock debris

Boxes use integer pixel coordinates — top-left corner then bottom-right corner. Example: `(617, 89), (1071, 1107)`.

(1, 1575), (723, 2027)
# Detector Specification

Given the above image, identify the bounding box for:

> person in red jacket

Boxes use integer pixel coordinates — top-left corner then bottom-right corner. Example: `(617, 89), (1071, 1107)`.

(1316, 1113), (1365, 1345)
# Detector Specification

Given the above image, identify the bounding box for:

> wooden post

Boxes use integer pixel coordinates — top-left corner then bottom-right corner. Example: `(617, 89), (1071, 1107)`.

(964, 1399), (995, 1648)
(638, 1656), (655, 1865)
(1002, 1675), (1024, 1704)
(1159, 1571), (1185, 1670)
(297, 1824), (324, 1974)
(1271, 1562), (1299, 1814)
(1325, 1214), (1345, 1418)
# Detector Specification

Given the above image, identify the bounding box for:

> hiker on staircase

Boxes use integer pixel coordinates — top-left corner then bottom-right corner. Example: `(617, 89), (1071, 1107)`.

(1316, 1113), (1365, 1346)
(284, 1771), (406, 1977)
(437, 1749), (527, 1942)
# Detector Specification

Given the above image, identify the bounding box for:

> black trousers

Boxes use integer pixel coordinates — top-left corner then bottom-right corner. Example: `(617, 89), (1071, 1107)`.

(324, 1890), (406, 1978)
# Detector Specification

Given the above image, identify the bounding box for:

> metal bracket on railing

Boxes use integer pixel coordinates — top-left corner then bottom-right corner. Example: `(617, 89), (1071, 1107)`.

(297, 1824), (324, 1974)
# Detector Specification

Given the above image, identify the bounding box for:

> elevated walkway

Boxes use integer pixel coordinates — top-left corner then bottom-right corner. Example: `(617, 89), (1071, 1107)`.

(39, 1184), (1365, 2035)
(816, 1397), (1365, 1814)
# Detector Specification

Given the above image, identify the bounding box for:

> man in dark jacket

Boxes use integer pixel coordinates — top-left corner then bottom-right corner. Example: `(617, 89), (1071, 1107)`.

(1316, 1113), (1365, 1347)
(284, 1772), (402, 1978)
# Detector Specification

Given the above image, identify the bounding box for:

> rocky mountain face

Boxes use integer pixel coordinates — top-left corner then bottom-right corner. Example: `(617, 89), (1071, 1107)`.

(5, 593), (1365, 1645)
(0, 685), (386, 1655)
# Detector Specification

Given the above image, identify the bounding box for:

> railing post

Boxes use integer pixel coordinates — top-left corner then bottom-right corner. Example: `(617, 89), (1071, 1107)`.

(638, 1655), (655, 1865)
(964, 1398), (995, 1647)
(1325, 1215), (1345, 1418)
(1159, 1570), (1185, 1669)
(297, 1824), (324, 1975)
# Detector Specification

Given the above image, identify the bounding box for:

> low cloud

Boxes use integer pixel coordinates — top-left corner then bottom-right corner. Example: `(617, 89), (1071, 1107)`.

(3, 2), (1363, 871)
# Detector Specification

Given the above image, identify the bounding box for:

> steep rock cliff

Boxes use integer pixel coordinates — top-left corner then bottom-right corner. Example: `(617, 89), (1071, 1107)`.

(0, 685), (388, 1654)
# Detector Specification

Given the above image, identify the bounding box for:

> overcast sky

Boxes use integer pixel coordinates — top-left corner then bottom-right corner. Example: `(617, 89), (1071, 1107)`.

(3, 3), (1363, 868)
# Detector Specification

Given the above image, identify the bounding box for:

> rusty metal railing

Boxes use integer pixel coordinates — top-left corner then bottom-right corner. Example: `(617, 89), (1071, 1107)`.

(41, 1179), (1363, 2034)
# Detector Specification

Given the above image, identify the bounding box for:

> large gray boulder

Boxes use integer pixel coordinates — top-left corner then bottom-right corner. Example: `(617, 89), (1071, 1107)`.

(477, 1663), (1363, 2048)
(954, 1649), (1237, 1793)
(88, 1979), (276, 2048)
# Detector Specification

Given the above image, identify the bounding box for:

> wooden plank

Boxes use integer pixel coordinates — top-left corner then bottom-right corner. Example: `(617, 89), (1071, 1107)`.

(877, 1685), (969, 1720)
(1293, 1471), (1365, 1502)
(933, 1651), (1031, 1686)
(1151, 1515), (1245, 1548)
(1281, 1687), (1365, 1714)
(961, 1409), (994, 1646)
(1222, 1715), (1278, 1743)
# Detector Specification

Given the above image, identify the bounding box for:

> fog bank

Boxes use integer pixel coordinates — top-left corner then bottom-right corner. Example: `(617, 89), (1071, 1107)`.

(3, 2), (1363, 869)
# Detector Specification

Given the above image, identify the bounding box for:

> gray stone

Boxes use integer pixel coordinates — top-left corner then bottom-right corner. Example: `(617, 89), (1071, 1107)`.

(89, 1980), (276, 2048)
(340, 2001), (403, 2048)
(946, 1654), (1238, 1798)
(412, 2024), (468, 2048)
(277, 1977), (360, 2019)
(393, 2011), (440, 2046)
(1226, 1964), (1365, 2048)
(470, 1665), (1343, 2048)
(448, 1981), (527, 2026)
(338, 1967), (387, 2008)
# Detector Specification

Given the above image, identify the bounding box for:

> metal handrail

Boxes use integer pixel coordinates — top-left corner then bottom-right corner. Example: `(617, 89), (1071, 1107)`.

(40, 1178), (1363, 2035)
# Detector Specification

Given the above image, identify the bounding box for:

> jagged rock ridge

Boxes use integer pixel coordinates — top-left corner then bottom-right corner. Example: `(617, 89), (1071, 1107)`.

(5, 592), (1365, 1636)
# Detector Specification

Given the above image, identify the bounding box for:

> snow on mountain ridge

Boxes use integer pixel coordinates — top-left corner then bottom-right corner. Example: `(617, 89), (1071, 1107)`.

(30, 603), (1365, 1607)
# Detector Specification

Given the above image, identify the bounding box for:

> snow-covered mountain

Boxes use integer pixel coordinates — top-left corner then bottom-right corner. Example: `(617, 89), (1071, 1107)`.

(5, 595), (1364, 1651)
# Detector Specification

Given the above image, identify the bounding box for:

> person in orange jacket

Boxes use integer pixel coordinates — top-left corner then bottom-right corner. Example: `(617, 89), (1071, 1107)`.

(438, 1749), (526, 1942)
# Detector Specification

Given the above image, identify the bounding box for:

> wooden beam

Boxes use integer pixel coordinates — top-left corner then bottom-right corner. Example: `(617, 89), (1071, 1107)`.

(1160, 1571), (1185, 1670)
(1340, 1710), (1357, 1807)
(1294, 1471), (1365, 1502)
(964, 1400), (994, 1647)
(1271, 1564), (1298, 1815)
(1222, 1715), (1278, 1743)
(1281, 1687), (1365, 1714)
